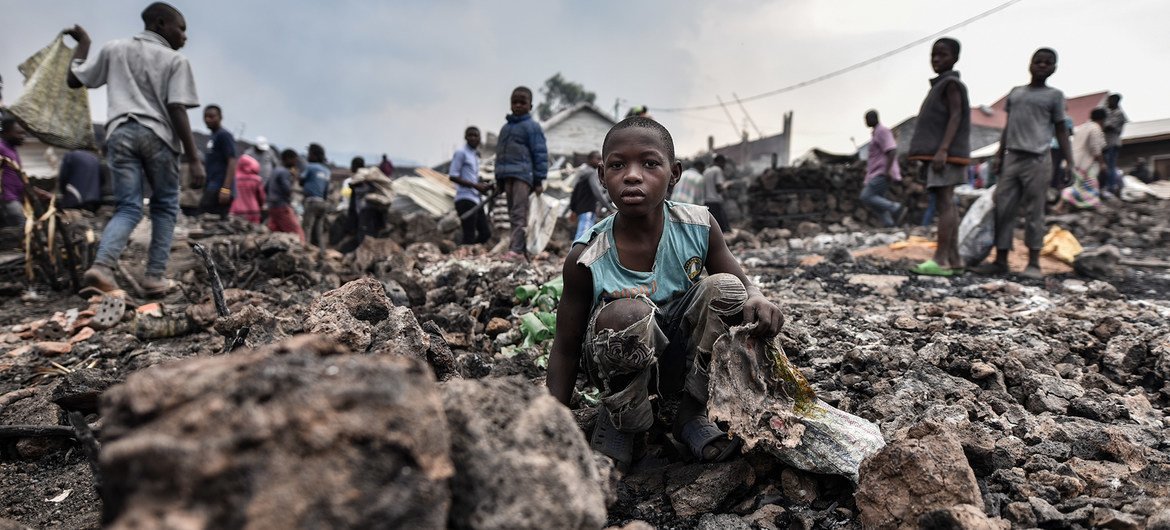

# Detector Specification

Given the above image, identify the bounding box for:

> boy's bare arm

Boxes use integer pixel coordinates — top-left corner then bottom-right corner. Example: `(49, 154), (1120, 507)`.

(167, 104), (206, 187)
(220, 156), (238, 204)
(546, 245), (593, 406)
(704, 214), (784, 337)
(1054, 121), (1075, 172)
(934, 82), (963, 171)
(63, 25), (90, 89)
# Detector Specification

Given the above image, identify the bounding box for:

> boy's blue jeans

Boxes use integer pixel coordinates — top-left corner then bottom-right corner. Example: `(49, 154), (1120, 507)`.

(93, 121), (181, 279)
(859, 174), (900, 227)
(582, 273), (747, 433)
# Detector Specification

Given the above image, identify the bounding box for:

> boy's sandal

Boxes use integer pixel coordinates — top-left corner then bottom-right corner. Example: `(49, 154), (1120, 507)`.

(909, 259), (955, 277)
(679, 416), (742, 463)
(590, 407), (634, 471)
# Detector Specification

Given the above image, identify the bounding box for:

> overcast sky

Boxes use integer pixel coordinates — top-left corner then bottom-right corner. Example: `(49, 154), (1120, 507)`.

(5, 0), (1168, 166)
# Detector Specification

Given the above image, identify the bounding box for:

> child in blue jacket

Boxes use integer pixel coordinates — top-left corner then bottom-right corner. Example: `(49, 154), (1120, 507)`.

(495, 86), (548, 261)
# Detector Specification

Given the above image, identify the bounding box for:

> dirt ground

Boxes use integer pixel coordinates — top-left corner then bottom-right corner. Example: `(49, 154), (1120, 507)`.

(2, 198), (1169, 529)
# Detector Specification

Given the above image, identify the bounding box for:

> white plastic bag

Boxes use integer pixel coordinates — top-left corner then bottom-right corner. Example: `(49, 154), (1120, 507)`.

(957, 185), (996, 267)
(526, 193), (566, 255)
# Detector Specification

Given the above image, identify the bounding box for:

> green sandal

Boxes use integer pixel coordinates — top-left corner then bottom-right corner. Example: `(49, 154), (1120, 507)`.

(909, 259), (955, 277)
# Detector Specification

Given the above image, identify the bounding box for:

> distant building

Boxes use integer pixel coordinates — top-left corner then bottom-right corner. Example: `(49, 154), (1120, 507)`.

(1120, 118), (1170, 180)
(711, 111), (793, 174)
(539, 102), (617, 164)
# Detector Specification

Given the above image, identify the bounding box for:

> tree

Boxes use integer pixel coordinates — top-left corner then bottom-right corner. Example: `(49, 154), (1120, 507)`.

(536, 73), (596, 121)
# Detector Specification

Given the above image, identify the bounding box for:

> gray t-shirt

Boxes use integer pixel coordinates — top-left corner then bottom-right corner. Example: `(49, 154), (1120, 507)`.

(71, 31), (199, 154)
(1003, 86), (1066, 155)
(702, 166), (724, 203)
(1103, 107), (1127, 148)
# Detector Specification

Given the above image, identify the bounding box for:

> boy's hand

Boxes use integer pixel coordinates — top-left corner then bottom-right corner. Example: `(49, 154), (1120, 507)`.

(187, 158), (207, 189)
(533, 183), (543, 195)
(742, 292), (783, 338)
(931, 149), (947, 172)
(63, 25), (90, 44)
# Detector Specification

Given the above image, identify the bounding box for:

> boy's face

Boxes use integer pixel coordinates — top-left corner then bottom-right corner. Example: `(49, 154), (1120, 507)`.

(864, 112), (878, 128)
(1029, 51), (1057, 80)
(157, 13), (188, 50)
(203, 108), (221, 130)
(930, 42), (957, 74)
(510, 91), (532, 116)
(465, 129), (481, 149)
(599, 127), (681, 217)
(281, 156), (297, 168)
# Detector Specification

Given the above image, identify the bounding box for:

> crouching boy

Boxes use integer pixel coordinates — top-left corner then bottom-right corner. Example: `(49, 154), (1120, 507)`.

(545, 117), (784, 470)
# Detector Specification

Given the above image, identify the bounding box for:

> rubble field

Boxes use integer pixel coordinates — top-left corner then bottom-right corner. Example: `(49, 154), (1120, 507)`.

(1, 198), (1169, 530)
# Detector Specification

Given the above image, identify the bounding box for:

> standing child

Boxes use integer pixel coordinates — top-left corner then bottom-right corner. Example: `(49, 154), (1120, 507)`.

(702, 155), (730, 232)
(229, 154), (264, 223)
(974, 48), (1075, 279)
(545, 117), (784, 470)
(907, 38), (970, 276)
(495, 86), (548, 261)
(300, 142), (331, 248)
(449, 126), (493, 245)
(266, 149), (305, 242)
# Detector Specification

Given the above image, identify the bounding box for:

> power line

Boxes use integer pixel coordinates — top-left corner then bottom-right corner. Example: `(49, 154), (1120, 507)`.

(656, 0), (1025, 113)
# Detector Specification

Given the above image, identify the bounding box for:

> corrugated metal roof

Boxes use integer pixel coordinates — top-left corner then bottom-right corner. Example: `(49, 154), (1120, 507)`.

(1122, 119), (1170, 143)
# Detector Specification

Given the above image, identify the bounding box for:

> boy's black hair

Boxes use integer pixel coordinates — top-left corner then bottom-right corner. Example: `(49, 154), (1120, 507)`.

(465, 126), (480, 135)
(512, 86), (533, 100)
(601, 116), (675, 162)
(1107, 93), (1122, 103)
(307, 143), (326, 163)
(1033, 47), (1058, 61)
(350, 156), (365, 172)
(713, 154), (727, 165)
(279, 148), (298, 161)
(204, 104), (222, 116)
(693, 160), (707, 172)
(141, 2), (181, 25)
(934, 37), (960, 57)
(1091, 107), (1108, 121)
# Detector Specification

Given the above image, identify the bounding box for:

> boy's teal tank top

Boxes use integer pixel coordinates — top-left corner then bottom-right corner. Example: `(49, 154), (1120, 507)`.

(573, 201), (711, 308)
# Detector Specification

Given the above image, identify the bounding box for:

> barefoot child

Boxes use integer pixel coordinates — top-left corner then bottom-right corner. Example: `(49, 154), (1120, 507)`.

(545, 117), (784, 470)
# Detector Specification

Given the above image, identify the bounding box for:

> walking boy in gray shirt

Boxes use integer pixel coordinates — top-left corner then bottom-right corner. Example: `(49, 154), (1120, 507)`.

(65, 2), (203, 298)
(974, 48), (1075, 280)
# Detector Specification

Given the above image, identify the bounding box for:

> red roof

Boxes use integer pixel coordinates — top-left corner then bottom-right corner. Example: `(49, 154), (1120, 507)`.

(969, 91), (1108, 130)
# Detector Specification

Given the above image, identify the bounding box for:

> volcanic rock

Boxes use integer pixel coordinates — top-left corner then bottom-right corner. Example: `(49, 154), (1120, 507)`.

(441, 377), (606, 530)
(98, 335), (453, 529)
(856, 422), (983, 529)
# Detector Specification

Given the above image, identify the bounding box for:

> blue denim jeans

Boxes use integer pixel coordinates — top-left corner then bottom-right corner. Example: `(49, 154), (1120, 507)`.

(574, 211), (596, 239)
(94, 121), (180, 278)
(1102, 145), (1121, 193)
(859, 174), (901, 227)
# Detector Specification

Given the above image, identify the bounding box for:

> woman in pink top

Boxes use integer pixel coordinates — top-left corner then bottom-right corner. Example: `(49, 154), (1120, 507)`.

(230, 154), (265, 223)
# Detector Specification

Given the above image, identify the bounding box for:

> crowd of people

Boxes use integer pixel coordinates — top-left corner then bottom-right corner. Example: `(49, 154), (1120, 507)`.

(0, 2), (1151, 299)
(856, 38), (1145, 279)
